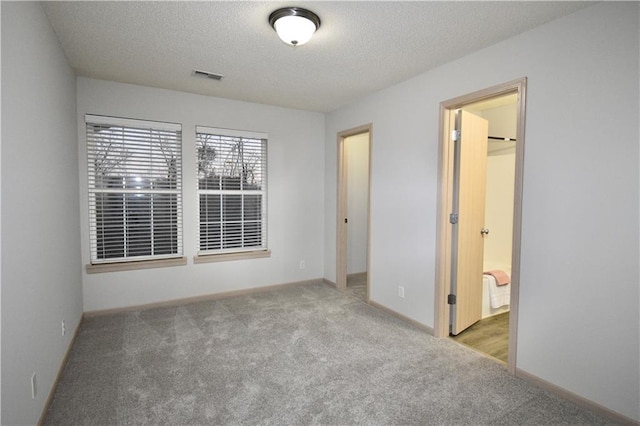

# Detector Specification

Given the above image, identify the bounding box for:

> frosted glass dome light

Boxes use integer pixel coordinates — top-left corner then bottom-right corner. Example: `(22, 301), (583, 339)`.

(269, 7), (321, 46)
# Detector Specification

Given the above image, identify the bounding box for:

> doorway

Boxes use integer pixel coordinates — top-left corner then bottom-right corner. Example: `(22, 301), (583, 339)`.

(449, 95), (517, 362)
(336, 124), (372, 301)
(434, 79), (526, 374)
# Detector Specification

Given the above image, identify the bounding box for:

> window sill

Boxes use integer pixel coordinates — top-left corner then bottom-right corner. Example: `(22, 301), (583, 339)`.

(86, 256), (187, 274)
(194, 250), (271, 264)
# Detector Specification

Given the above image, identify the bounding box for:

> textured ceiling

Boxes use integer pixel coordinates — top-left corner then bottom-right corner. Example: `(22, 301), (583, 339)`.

(43, 1), (591, 113)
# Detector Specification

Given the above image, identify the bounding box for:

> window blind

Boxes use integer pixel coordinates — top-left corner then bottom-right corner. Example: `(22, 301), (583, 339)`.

(86, 115), (183, 263)
(196, 126), (268, 255)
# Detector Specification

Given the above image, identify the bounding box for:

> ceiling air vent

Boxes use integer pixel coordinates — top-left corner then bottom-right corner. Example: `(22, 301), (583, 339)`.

(192, 69), (224, 81)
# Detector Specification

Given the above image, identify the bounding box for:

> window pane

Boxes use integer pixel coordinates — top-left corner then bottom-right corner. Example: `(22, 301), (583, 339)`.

(125, 194), (152, 257)
(200, 223), (221, 250)
(95, 193), (124, 259)
(244, 221), (262, 247)
(222, 195), (242, 222)
(196, 129), (267, 255)
(153, 193), (179, 255)
(199, 194), (221, 222)
(244, 195), (261, 221)
(199, 175), (220, 191)
(87, 116), (182, 263)
(222, 176), (241, 191)
(223, 222), (242, 249)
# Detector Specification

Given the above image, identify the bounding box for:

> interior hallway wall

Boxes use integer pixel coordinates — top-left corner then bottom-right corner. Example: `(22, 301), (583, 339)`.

(323, 3), (639, 420)
(346, 133), (369, 275)
(1, 3), (83, 424)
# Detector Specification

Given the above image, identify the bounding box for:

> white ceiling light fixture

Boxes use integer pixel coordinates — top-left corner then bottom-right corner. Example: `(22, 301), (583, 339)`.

(269, 7), (321, 46)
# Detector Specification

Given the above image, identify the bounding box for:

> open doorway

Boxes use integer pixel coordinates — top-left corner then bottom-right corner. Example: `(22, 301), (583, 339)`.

(449, 95), (517, 362)
(336, 124), (372, 301)
(434, 79), (526, 374)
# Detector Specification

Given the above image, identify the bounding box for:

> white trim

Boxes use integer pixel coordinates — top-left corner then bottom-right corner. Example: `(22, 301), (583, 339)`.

(368, 300), (434, 335)
(85, 115), (184, 264)
(88, 252), (182, 265)
(515, 368), (638, 425)
(83, 278), (322, 316)
(38, 314), (84, 425)
(86, 256), (187, 273)
(196, 125), (268, 140)
(194, 249), (271, 264)
(196, 128), (268, 256)
(336, 124), (372, 295)
(85, 114), (181, 131)
(434, 78), (527, 378)
(197, 189), (266, 196)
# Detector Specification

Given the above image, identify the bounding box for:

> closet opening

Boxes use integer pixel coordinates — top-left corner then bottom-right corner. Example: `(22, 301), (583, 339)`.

(336, 124), (372, 302)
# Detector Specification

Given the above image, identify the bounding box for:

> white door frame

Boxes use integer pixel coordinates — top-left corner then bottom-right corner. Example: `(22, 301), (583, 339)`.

(336, 124), (372, 297)
(434, 78), (527, 375)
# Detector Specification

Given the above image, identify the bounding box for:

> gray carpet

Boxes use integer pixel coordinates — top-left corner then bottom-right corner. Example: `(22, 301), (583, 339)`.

(45, 282), (613, 425)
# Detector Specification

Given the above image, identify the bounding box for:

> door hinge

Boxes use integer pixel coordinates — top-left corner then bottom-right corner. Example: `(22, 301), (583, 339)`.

(449, 213), (458, 224)
(448, 294), (456, 305)
(451, 130), (460, 142)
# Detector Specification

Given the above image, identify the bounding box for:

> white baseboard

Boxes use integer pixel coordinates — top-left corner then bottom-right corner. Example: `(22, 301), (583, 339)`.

(84, 278), (326, 317)
(347, 272), (367, 282)
(38, 314), (84, 425)
(368, 300), (434, 335)
(516, 368), (638, 425)
(323, 278), (337, 288)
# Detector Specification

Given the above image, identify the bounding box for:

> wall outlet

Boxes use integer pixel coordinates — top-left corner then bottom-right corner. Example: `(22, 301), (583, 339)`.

(299, 260), (306, 270)
(61, 319), (66, 336)
(31, 372), (37, 399)
(398, 286), (405, 298)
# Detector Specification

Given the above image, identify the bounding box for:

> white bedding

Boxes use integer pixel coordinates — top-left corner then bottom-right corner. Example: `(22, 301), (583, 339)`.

(486, 274), (510, 309)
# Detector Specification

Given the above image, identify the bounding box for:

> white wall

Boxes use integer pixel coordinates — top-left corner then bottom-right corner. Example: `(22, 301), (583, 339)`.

(324, 3), (639, 421)
(2, 1), (638, 422)
(78, 78), (325, 311)
(1, 3), (83, 424)
(481, 103), (517, 272)
(346, 133), (369, 274)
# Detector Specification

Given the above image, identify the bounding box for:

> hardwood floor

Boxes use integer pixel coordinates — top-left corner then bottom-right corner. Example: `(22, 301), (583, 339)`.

(450, 312), (509, 362)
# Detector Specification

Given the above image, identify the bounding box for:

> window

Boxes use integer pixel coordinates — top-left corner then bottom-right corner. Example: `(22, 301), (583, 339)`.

(86, 115), (182, 264)
(196, 126), (267, 256)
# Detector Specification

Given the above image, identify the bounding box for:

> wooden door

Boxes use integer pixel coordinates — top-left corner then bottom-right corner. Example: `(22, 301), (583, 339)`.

(451, 110), (488, 335)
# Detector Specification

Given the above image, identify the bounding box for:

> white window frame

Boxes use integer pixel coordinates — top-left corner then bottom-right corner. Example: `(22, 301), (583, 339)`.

(86, 114), (183, 266)
(195, 126), (268, 259)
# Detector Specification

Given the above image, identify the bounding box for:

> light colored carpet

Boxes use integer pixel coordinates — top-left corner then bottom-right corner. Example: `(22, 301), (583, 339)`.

(346, 273), (367, 302)
(45, 281), (613, 425)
